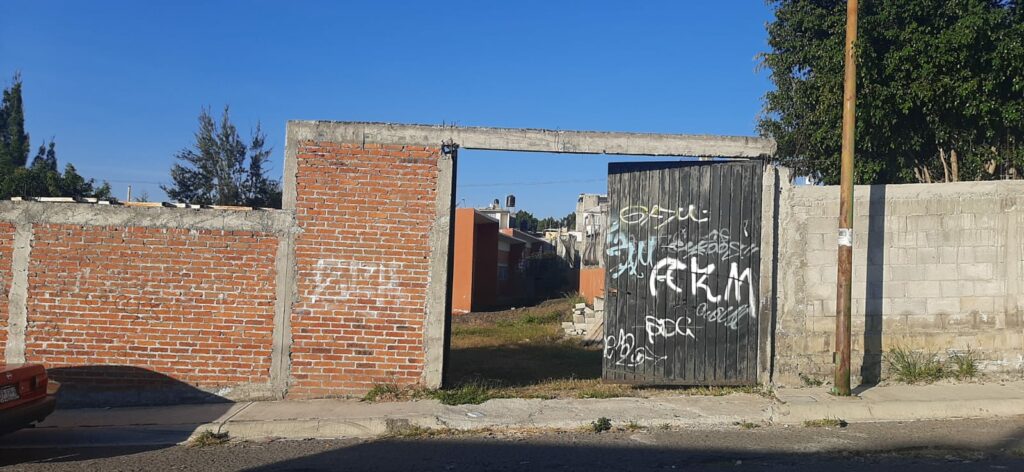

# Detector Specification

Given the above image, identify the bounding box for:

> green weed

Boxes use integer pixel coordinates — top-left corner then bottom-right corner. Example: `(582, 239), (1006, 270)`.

(948, 348), (979, 380)
(431, 379), (496, 405)
(803, 417), (847, 428)
(798, 373), (824, 387)
(591, 417), (612, 433)
(885, 345), (945, 383)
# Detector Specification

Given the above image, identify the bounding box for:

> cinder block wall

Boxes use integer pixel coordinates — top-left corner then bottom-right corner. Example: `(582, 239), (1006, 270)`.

(774, 179), (1024, 386)
(287, 141), (440, 397)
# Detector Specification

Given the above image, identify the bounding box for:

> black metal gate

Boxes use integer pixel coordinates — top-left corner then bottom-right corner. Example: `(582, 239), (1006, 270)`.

(603, 161), (762, 385)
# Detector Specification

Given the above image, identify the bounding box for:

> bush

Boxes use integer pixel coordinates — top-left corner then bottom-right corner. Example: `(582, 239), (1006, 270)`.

(948, 348), (979, 380)
(591, 417), (612, 433)
(885, 345), (945, 383)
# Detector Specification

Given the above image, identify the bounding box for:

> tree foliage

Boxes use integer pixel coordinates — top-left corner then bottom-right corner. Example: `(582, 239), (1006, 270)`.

(0, 74), (111, 199)
(760, 0), (1024, 184)
(162, 106), (281, 207)
(511, 211), (574, 233)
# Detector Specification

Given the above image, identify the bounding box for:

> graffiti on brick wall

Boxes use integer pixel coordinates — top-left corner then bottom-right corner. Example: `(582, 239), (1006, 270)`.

(310, 259), (401, 304)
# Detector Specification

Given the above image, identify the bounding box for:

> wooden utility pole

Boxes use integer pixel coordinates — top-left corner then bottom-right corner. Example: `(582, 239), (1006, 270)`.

(835, 0), (859, 396)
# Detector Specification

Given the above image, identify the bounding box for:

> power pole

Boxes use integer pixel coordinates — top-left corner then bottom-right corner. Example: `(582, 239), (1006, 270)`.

(835, 0), (859, 396)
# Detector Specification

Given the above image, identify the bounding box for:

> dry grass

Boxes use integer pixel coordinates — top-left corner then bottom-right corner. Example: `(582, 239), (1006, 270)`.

(189, 430), (229, 447)
(439, 296), (773, 402)
(447, 297), (604, 396)
(357, 296), (777, 405)
(803, 417), (848, 428)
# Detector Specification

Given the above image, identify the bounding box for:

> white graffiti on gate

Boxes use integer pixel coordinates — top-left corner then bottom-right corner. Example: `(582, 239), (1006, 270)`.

(604, 329), (667, 367)
(661, 228), (759, 260)
(644, 315), (696, 343)
(648, 256), (757, 318)
(695, 303), (750, 330)
(619, 204), (709, 227)
(605, 221), (656, 278)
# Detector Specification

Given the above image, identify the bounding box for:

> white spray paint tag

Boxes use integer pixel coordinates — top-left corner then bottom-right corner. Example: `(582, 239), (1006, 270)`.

(838, 228), (854, 247)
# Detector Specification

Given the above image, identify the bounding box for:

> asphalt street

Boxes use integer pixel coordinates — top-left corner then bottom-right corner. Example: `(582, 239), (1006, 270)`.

(3, 417), (1024, 471)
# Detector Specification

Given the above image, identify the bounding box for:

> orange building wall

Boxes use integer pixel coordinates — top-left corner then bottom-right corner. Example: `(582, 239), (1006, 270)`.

(451, 208), (498, 313)
(579, 266), (606, 304)
(452, 208), (476, 314)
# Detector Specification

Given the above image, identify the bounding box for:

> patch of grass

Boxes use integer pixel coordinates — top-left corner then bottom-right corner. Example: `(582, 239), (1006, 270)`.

(735, 421), (761, 429)
(625, 421), (642, 431)
(384, 425), (459, 439)
(562, 291), (585, 307)
(798, 373), (824, 387)
(495, 311), (563, 328)
(948, 348), (979, 380)
(591, 417), (612, 433)
(431, 379), (496, 405)
(680, 385), (775, 399)
(497, 378), (636, 400)
(885, 345), (945, 384)
(362, 383), (430, 402)
(189, 430), (229, 447)
(803, 417), (848, 428)
(363, 383), (402, 402)
(657, 423), (672, 431)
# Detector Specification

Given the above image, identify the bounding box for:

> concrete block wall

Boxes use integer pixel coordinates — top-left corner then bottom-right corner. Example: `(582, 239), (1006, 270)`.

(774, 179), (1024, 385)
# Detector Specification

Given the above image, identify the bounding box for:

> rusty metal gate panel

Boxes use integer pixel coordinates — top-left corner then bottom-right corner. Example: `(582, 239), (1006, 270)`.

(603, 160), (762, 385)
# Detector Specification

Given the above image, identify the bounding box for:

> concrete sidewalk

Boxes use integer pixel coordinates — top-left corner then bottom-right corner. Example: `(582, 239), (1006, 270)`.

(773, 380), (1024, 424)
(3, 381), (1024, 447)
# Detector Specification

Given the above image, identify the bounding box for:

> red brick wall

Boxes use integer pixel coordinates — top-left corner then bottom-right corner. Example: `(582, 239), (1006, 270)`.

(0, 222), (13, 350)
(24, 224), (279, 387)
(290, 142), (438, 397)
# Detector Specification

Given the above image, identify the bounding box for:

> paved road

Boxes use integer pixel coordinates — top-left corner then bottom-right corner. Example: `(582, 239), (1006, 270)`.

(3, 417), (1024, 471)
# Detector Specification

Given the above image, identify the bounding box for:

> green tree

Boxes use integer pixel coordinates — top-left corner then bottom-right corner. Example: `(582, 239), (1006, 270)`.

(560, 212), (576, 229)
(0, 75), (110, 200)
(512, 210), (539, 233)
(537, 216), (559, 232)
(759, 0), (1024, 184)
(163, 106), (281, 207)
(0, 73), (30, 172)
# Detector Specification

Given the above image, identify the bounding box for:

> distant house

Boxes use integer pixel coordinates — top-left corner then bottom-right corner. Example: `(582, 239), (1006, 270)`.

(450, 207), (557, 314)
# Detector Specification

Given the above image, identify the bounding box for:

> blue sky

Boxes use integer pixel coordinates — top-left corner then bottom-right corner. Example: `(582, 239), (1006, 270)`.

(0, 1), (774, 217)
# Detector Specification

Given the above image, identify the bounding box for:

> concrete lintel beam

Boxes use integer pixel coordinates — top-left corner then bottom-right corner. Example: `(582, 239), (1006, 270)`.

(286, 121), (776, 158)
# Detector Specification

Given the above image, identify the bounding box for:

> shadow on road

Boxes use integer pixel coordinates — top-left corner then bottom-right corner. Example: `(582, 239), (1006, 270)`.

(0, 365), (235, 467)
(244, 432), (1024, 471)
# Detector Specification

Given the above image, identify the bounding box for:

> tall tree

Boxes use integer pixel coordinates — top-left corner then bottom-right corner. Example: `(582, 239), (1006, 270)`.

(759, 0), (1024, 184)
(0, 75), (110, 200)
(163, 106), (282, 207)
(0, 73), (30, 172)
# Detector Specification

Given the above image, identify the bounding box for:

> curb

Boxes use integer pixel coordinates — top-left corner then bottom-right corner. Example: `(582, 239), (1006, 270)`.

(771, 397), (1024, 424)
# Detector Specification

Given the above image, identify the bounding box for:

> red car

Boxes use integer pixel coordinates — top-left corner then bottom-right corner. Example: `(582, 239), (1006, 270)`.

(0, 363), (60, 435)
